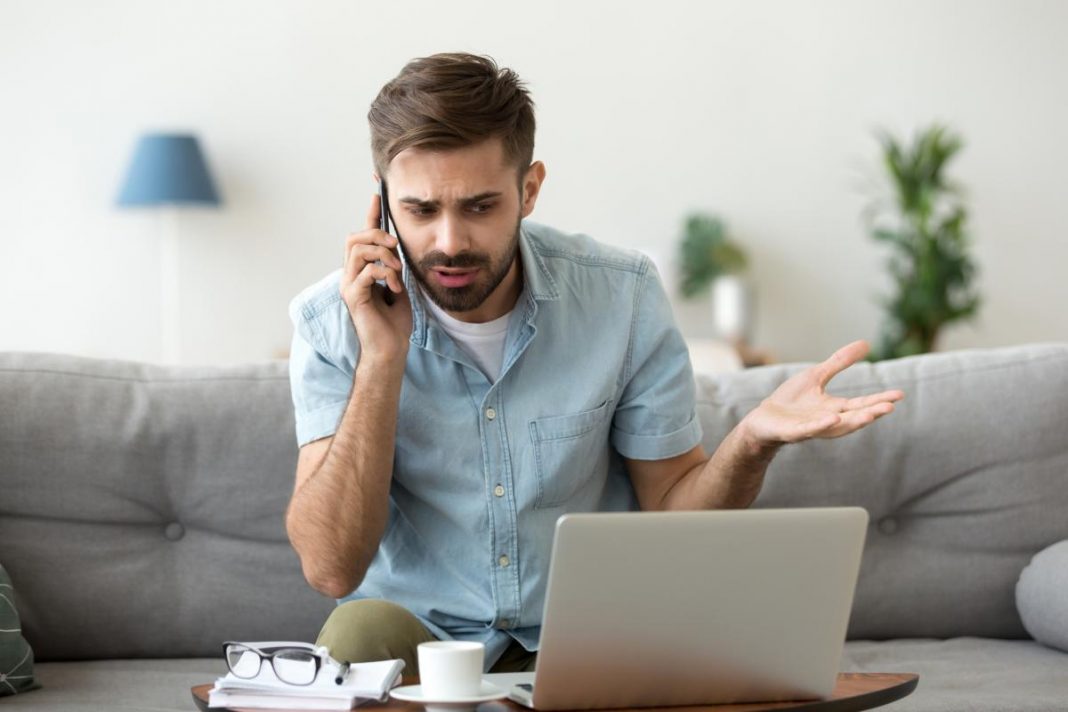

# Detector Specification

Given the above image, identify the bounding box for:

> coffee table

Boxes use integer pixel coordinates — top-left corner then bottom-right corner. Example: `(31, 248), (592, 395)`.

(192, 672), (917, 711)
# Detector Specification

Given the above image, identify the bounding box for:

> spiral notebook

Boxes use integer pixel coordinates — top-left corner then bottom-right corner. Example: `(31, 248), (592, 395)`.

(208, 642), (404, 711)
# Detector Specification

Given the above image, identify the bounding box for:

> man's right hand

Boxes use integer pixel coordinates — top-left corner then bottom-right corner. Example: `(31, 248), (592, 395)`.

(340, 193), (413, 363)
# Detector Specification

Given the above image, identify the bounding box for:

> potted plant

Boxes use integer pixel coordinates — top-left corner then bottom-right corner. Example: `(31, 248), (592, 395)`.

(866, 124), (981, 360)
(677, 214), (752, 345)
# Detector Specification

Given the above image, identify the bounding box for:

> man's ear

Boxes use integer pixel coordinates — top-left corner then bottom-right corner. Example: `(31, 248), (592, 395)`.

(520, 161), (547, 218)
(372, 171), (381, 184)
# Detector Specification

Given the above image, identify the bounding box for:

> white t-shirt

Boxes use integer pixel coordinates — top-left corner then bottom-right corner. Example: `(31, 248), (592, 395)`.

(422, 289), (513, 382)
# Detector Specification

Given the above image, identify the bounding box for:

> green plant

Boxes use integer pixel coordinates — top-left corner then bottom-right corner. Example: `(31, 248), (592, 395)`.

(677, 214), (748, 299)
(867, 124), (980, 360)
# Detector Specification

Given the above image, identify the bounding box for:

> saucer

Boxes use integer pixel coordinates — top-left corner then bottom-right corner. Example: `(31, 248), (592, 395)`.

(390, 680), (508, 711)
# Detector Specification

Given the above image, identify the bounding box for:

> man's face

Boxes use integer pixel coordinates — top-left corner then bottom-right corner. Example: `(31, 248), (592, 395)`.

(384, 138), (537, 315)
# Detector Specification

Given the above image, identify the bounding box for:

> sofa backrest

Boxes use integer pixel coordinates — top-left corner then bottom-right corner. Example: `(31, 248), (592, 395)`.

(2, 344), (1066, 659)
(0, 353), (334, 660)
(695, 342), (1068, 639)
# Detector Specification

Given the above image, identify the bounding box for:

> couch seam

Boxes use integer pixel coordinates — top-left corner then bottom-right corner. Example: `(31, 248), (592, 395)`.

(0, 368), (288, 384)
(693, 351), (1068, 407)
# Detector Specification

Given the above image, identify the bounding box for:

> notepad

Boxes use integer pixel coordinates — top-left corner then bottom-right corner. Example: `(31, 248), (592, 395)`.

(208, 643), (405, 711)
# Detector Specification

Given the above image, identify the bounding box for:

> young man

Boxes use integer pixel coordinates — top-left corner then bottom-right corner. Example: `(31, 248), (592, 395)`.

(285, 52), (903, 675)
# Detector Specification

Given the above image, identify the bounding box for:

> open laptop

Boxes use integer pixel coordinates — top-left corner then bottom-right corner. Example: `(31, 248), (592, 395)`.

(502, 507), (868, 710)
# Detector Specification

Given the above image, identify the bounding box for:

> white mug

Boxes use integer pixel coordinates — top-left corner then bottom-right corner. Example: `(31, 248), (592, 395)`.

(417, 640), (484, 699)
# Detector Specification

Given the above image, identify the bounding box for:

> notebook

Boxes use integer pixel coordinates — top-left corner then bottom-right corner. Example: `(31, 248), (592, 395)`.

(208, 642), (404, 711)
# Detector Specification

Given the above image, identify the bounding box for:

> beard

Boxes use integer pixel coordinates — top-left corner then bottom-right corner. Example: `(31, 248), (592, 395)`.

(405, 215), (522, 313)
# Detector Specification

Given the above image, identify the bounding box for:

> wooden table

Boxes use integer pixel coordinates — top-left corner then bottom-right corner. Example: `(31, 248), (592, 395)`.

(192, 672), (917, 712)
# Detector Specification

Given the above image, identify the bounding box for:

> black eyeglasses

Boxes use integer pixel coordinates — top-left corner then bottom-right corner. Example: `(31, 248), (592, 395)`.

(223, 641), (324, 686)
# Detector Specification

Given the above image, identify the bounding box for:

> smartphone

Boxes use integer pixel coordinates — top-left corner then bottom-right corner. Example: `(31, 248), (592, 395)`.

(377, 179), (404, 306)
(378, 178), (392, 235)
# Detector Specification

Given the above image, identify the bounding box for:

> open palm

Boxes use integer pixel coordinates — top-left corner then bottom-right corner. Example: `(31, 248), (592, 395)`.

(744, 340), (905, 445)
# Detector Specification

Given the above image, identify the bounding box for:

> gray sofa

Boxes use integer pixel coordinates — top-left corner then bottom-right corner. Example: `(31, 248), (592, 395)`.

(1, 344), (1067, 711)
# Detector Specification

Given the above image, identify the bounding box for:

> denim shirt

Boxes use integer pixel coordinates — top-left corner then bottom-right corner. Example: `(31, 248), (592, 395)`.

(287, 220), (702, 671)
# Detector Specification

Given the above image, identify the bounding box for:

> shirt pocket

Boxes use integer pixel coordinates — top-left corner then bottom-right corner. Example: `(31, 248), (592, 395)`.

(528, 398), (614, 509)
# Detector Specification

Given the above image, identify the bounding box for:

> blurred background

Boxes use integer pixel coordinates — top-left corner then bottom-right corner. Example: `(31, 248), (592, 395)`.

(2, 0), (1065, 366)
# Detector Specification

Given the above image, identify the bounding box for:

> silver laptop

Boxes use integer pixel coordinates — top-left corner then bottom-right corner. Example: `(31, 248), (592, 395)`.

(505, 507), (868, 710)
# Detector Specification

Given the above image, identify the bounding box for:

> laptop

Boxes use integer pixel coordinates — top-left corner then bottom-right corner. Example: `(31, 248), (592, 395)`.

(503, 507), (868, 710)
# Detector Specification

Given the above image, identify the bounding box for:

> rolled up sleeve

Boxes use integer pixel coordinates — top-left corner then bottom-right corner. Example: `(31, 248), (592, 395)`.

(610, 259), (702, 460)
(288, 295), (353, 448)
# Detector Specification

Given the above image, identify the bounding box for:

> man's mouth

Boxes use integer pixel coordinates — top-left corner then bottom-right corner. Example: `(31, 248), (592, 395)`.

(431, 268), (479, 288)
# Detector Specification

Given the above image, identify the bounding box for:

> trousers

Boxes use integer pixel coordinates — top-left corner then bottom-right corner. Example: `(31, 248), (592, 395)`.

(315, 599), (538, 676)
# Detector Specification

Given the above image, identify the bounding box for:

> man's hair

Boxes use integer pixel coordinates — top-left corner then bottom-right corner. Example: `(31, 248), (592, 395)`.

(368, 52), (536, 180)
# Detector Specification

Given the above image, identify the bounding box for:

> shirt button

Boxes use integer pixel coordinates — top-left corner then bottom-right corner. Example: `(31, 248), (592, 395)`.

(498, 555), (510, 568)
(499, 619), (510, 629)
(485, 407), (496, 420)
(494, 484), (505, 497)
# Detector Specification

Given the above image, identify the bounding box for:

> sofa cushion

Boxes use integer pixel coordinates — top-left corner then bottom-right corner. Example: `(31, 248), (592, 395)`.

(0, 353), (336, 661)
(0, 564), (40, 696)
(842, 638), (1068, 711)
(0, 658), (222, 711)
(694, 343), (1068, 639)
(1016, 539), (1068, 652)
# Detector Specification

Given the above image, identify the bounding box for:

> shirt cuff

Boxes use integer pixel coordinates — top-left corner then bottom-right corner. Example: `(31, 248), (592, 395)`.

(295, 399), (348, 447)
(611, 415), (703, 460)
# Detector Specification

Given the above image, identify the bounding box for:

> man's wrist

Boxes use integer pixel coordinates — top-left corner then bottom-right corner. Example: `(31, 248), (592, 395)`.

(736, 411), (784, 461)
(357, 350), (408, 380)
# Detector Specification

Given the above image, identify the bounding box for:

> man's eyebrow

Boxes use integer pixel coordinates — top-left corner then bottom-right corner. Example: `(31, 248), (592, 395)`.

(398, 191), (503, 208)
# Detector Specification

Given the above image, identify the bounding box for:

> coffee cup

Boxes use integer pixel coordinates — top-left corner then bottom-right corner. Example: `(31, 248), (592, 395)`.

(417, 640), (484, 699)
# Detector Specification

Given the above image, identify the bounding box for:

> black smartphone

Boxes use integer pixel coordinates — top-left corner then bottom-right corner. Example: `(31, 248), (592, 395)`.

(378, 179), (404, 305)
(378, 178), (392, 235)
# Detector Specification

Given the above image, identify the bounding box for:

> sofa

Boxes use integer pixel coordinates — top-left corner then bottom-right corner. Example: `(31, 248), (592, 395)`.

(1, 343), (1067, 711)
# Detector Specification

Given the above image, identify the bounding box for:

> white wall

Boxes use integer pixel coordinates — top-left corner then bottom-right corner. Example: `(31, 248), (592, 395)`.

(2, 0), (1066, 365)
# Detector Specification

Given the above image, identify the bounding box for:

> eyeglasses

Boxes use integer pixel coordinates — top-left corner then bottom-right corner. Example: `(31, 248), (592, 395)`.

(223, 641), (325, 686)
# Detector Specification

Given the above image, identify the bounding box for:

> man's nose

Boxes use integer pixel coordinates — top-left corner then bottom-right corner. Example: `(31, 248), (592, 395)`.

(433, 212), (470, 256)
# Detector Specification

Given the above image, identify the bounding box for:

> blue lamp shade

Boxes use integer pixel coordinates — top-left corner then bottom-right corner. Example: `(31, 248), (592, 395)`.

(116, 133), (221, 207)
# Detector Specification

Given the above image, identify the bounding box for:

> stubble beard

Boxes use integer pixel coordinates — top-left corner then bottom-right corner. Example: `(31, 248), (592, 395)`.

(407, 215), (522, 313)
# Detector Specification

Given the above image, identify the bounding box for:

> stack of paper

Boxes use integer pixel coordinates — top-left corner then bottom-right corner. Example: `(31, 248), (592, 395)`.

(208, 644), (405, 711)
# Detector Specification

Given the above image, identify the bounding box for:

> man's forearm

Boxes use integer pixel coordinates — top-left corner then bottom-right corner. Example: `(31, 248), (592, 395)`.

(661, 420), (782, 511)
(286, 356), (404, 597)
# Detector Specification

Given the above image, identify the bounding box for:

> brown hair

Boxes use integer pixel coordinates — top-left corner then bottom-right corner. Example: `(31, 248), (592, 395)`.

(368, 52), (536, 180)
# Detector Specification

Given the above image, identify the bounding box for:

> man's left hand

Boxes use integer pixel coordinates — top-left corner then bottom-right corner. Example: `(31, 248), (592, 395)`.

(740, 340), (904, 447)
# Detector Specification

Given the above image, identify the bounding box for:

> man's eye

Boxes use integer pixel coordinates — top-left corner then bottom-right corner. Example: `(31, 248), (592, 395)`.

(470, 203), (494, 214)
(408, 207), (435, 217)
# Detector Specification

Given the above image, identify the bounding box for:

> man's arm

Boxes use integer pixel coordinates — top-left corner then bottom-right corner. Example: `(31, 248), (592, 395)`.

(626, 429), (778, 512)
(286, 191), (412, 598)
(626, 340), (904, 511)
(286, 356), (404, 599)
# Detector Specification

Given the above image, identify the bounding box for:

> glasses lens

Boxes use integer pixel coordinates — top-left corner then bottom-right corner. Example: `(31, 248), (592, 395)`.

(274, 649), (318, 686)
(225, 645), (262, 679)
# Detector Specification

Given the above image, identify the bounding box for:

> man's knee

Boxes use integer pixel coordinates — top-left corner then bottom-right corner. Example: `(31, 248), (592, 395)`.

(315, 599), (435, 671)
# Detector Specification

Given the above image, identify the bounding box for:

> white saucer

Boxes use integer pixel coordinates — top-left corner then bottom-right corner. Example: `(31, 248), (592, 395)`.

(390, 680), (507, 711)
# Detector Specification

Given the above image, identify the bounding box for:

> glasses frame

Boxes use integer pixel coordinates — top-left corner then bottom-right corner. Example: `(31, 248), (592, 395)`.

(222, 641), (324, 687)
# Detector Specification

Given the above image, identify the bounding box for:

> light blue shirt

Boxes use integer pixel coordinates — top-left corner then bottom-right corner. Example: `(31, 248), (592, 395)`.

(287, 220), (702, 671)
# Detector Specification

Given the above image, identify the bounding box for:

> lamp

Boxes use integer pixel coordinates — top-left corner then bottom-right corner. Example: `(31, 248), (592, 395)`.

(116, 133), (221, 363)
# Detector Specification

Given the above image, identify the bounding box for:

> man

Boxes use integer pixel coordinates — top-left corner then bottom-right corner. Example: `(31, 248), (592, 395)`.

(285, 52), (903, 675)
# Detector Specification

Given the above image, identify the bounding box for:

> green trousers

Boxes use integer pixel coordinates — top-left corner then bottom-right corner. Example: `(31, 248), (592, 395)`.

(316, 599), (538, 676)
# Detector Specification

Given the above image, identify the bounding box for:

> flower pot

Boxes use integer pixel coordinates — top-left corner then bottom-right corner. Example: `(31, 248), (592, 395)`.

(710, 274), (755, 344)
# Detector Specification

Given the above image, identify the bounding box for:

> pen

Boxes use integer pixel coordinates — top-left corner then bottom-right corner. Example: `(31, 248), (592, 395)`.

(335, 661), (351, 685)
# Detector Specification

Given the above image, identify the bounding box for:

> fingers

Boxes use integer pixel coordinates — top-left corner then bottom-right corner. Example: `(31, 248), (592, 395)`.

(814, 340), (870, 388)
(354, 262), (404, 297)
(343, 227), (398, 268)
(341, 225), (401, 295)
(789, 413), (841, 442)
(818, 401), (896, 439)
(339, 203), (405, 308)
(842, 389), (905, 411)
(344, 243), (402, 285)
